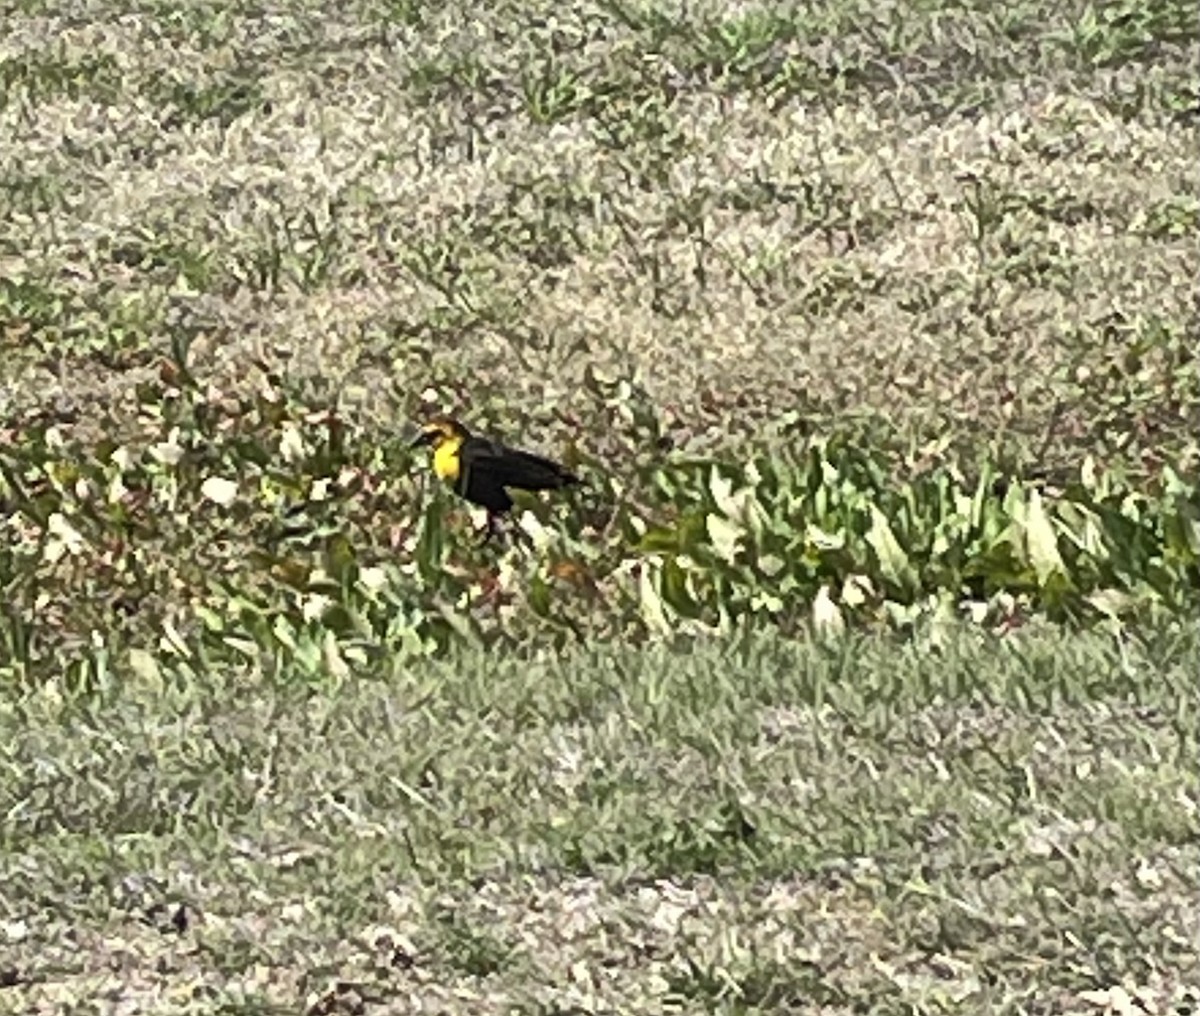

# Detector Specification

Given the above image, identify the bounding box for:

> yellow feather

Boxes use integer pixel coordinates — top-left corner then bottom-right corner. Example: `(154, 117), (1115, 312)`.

(432, 435), (463, 482)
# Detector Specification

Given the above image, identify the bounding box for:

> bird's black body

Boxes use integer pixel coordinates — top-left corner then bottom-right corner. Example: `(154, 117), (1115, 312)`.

(454, 433), (579, 513)
(411, 417), (580, 538)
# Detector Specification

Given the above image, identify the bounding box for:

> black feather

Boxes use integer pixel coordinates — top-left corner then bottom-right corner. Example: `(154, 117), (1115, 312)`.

(455, 435), (580, 514)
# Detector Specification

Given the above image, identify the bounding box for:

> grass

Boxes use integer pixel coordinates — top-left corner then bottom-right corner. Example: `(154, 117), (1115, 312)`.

(1, 0), (1198, 1010)
(0, 0), (1196, 475)
(2, 628), (1198, 1013)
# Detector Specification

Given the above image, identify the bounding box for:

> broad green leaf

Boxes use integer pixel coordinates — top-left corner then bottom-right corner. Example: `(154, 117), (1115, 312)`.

(1161, 464), (1194, 496)
(866, 504), (914, 593)
(326, 533), (357, 583)
(811, 585), (844, 636)
(517, 510), (551, 551)
(638, 526), (681, 553)
(706, 513), (742, 563)
(1026, 489), (1065, 586)
(272, 614), (299, 651)
(415, 501), (445, 582)
(709, 466), (735, 513)
(638, 560), (673, 636)
(321, 629), (350, 682)
(963, 539), (1037, 592)
(1055, 502), (1107, 558)
(1080, 454), (1098, 491)
(660, 557), (701, 618)
(639, 511), (707, 554)
(842, 573), (873, 607)
(970, 460), (993, 530)
(1163, 501), (1200, 564)
(1002, 478), (1026, 519)
(708, 464), (766, 538)
(527, 574), (552, 617)
(757, 552), (785, 578)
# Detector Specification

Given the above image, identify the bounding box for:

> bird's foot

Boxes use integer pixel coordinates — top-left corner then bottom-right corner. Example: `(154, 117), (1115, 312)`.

(480, 513), (504, 546)
(479, 513), (534, 550)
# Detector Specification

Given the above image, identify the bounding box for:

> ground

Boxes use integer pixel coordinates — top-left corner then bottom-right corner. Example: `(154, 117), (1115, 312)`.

(1, 0), (1198, 1012)
(3, 632), (1199, 1013)
(2, 0), (1196, 472)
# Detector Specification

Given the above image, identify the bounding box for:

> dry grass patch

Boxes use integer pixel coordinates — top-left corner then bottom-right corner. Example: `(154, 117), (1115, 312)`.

(2, 631), (1198, 1013)
(1, 0), (1195, 475)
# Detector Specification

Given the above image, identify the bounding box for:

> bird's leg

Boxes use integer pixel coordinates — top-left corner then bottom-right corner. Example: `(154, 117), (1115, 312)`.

(510, 519), (535, 549)
(481, 512), (504, 545)
(480, 512), (534, 550)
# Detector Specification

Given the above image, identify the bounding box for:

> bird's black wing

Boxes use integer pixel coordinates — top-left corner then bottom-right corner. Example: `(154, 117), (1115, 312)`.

(461, 437), (579, 497)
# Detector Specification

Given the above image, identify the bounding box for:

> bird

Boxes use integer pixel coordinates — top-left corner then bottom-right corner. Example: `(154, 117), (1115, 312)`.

(409, 416), (580, 539)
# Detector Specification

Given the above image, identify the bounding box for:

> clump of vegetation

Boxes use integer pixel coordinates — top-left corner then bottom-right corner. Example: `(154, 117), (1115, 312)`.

(2, 359), (1197, 685)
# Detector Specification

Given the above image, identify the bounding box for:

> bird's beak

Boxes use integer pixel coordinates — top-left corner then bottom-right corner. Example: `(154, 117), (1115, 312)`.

(409, 429), (435, 448)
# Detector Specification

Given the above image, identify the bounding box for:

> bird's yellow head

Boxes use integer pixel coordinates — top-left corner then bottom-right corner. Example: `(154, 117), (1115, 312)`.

(410, 416), (470, 482)
(410, 416), (470, 450)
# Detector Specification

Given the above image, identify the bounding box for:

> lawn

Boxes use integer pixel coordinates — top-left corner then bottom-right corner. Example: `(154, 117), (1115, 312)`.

(2, 630), (1198, 1013)
(1, 0), (1198, 1011)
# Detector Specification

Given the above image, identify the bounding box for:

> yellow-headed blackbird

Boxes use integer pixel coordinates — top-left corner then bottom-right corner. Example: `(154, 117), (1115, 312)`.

(410, 416), (580, 537)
